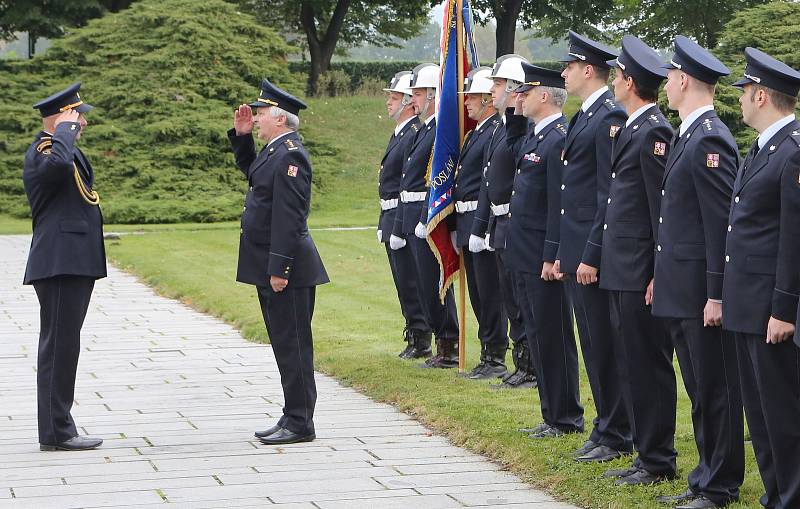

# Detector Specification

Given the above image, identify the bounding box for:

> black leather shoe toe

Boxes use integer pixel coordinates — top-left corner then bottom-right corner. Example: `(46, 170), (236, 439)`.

(572, 440), (599, 457)
(40, 436), (103, 451)
(254, 423), (282, 439)
(575, 444), (623, 462)
(656, 489), (695, 504)
(258, 427), (315, 445)
(676, 496), (719, 509)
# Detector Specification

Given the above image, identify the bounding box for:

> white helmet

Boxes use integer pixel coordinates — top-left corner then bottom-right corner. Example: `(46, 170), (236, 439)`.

(409, 63), (440, 89)
(384, 71), (413, 96)
(460, 66), (493, 94)
(489, 54), (528, 84)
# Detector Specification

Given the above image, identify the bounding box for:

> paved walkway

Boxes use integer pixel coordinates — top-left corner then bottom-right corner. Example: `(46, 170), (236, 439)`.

(0, 235), (577, 509)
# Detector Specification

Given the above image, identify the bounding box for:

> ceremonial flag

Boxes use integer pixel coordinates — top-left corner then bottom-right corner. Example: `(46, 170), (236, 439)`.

(426, 0), (478, 302)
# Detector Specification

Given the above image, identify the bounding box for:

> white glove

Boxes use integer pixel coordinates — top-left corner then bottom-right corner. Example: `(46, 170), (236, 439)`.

(468, 234), (486, 253)
(450, 231), (459, 251)
(485, 233), (495, 251)
(415, 222), (427, 239)
(377, 229), (383, 243)
(389, 234), (406, 250)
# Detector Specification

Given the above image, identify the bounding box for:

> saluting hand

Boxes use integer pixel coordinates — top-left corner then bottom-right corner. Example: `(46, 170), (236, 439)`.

(270, 275), (288, 293)
(513, 93), (524, 115)
(54, 109), (80, 129)
(234, 104), (254, 135)
(576, 263), (598, 285)
(766, 316), (795, 344)
(703, 300), (722, 327)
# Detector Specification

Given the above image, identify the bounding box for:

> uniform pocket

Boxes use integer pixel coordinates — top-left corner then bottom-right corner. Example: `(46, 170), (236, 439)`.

(615, 221), (651, 239)
(59, 219), (88, 233)
(745, 255), (777, 275)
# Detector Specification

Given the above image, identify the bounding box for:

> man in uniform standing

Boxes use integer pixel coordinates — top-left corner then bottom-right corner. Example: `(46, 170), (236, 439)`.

(556, 31), (632, 460)
(392, 63), (460, 368)
(475, 54), (538, 389)
(723, 48), (800, 509)
(654, 36), (744, 509)
(506, 63), (580, 438)
(600, 36), (675, 483)
(379, 71), (429, 359)
(24, 82), (106, 452)
(230, 79), (329, 445)
(454, 67), (508, 379)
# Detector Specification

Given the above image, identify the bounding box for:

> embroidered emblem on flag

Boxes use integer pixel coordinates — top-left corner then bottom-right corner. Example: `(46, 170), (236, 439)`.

(287, 165), (298, 177)
(706, 154), (719, 168)
(654, 142), (666, 156)
(610, 125), (621, 138)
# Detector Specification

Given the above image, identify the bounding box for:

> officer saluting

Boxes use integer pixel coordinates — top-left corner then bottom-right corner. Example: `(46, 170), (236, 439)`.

(601, 36), (675, 483)
(655, 36), (744, 509)
(229, 79), (329, 445)
(379, 71), (429, 359)
(24, 83), (106, 452)
(724, 48), (800, 509)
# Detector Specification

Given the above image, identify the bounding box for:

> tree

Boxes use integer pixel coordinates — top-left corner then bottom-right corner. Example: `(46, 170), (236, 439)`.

(0, 0), (136, 58)
(468, 0), (617, 57)
(236, 0), (430, 95)
(611, 0), (775, 49)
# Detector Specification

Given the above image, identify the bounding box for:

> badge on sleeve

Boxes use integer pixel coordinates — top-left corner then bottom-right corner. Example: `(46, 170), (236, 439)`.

(287, 165), (298, 177)
(654, 142), (666, 156)
(706, 153), (719, 168)
(609, 125), (621, 138)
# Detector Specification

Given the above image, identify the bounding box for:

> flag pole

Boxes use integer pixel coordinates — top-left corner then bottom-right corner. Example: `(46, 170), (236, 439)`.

(456, 0), (467, 373)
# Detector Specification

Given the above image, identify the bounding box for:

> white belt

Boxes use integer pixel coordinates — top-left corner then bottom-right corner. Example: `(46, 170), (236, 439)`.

(491, 203), (510, 216)
(455, 201), (478, 213)
(400, 191), (427, 203)
(379, 198), (398, 210)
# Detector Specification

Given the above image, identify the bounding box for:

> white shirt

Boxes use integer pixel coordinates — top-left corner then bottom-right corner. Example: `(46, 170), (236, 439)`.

(581, 86), (609, 112)
(267, 131), (293, 148)
(534, 112), (563, 136)
(679, 105), (715, 137)
(475, 115), (493, 132)
(424, 115), (435, 126)
(758, 114), (796, 150)
(394, 116), (416, 136)
(625, 103), (656, 127)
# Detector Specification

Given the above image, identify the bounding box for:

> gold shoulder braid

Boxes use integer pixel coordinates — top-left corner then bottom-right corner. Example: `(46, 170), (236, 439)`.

(72, 162), (100, 205)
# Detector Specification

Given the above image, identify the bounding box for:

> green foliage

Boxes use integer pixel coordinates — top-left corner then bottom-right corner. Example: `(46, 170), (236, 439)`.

(714, 1), (800, 149)
(316, 69), (352, 97)
(0, 0), (319, 224)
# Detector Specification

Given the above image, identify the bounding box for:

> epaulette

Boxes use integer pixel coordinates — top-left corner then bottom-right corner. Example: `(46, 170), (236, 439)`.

(601, 98), (617, 111)
(648, 114), (661, 124)
(555, 122), (567, 135)
(35, 136), (52, 155)
(700, 117), (719, 135)
(410, 123), (419, 132)
(284, 138), (300, 151)
(791, 130), (800, 147)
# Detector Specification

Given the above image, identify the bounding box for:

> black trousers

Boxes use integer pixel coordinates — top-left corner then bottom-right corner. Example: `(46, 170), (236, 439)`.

(664, 319), (743, 506)
(384, 243), (428, 332)
(407, 235), (458, 340)
(608, 290), (677, 476)
(566, 280), (632, 452)
(495, 248), (526, 352)
(463, 250), (508, 351)
(735, 332), (800, 509)
(33, 275), (95, 445)
(516, 270), (583, 432)
(257, 285), (317, 435)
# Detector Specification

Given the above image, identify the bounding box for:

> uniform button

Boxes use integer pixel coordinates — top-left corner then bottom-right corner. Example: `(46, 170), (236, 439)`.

(734, 196), (740, 203)
(728, 225), (732, 232)
(511, 190), (515, 196)
(487, 161), (491, 166)
(402, 173), (405, 178)
(657, 245), (662, 251)
(611, 172), (616, 178)
(243, 206), (246, 211)
(560, 209), (565, 215)
(380, 165), (384, 170)
(249, 186), (253, 191)
(659, 217), (662, 223)
(725, 255), (730, 262)
(458, 164), (462, 169)
(517, 169), (521, 174)
(563, 160), (568, 166)
(603, 224), (608, 230)
(607, 198), (612, 204)
(661, 189), (665, 196)
(561, 184), (565, 190)
(486, 182), (489, 187)
(240, 228), (243, 234)
(508, 212), (512, 218)
(407, 157), (411, 161)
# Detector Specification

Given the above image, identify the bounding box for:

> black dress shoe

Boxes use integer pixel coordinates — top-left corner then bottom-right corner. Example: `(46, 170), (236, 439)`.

(572, 440), (599, 457)
(470, 362), (507, 379)
(676, 496), (719, 509)
(459, 362), (486, 378)
(602, 465), (639, 478)
(656, 489), (696, 505)
(254, 423), (282, 439)
(258, 427), (315, 445)
(40, 436), (103, 451)
(614, 467), (675, 486)
(529, 424), (571, 439)
(519, 422), (549, 434)
(575, 444), (623, 462)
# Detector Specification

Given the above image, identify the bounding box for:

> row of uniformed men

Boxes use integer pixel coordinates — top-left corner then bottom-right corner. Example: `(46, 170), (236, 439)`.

(377, 31), (800, 509)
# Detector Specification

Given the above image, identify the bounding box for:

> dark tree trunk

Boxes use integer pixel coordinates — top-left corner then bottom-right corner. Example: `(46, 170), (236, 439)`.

(27, 33), (37, 59)
(300, 0), (352, 96)
(494, 0), (523, 57)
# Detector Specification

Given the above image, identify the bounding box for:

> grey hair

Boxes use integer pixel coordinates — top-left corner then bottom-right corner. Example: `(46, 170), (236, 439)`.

(269, 106), (300, 130)
(539, 86), (567, 108)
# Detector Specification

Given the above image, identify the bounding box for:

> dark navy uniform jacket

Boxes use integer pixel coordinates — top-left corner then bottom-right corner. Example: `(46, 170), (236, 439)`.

(378, 117), (421, 242)
(653, 110), (738, 318)
(558, 90), (627, 272)
(453, 114), (500, 246)
(505, 113), (567, 273)
(23, 123), (106, 285)
(474, 115), (516, 249)
(229, 129), (328, 289)
(723, 120), (800, 335)
(600, 106), (671, 292)
(393, 118), (436, 236)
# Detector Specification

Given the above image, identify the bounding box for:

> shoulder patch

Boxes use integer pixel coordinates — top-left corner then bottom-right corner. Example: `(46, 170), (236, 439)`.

(601, 98), (617, 111)
(36, 138), (52, 155)
(706, 153), (720, 168)
(284, 138), (299, 151)
(654, 141), (666, 156)
(287, 164), (299, 177)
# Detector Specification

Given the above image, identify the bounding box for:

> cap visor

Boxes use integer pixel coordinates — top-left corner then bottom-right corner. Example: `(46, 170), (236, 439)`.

(74, 103), (93, 113)
(607, 59), (619, 68)
(247, 101), (266, 108)
(661, 61), (678, 70)
(558, 54), (577, 63)
(731, 77), (752, 89)
(514, 84), (534, 93)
